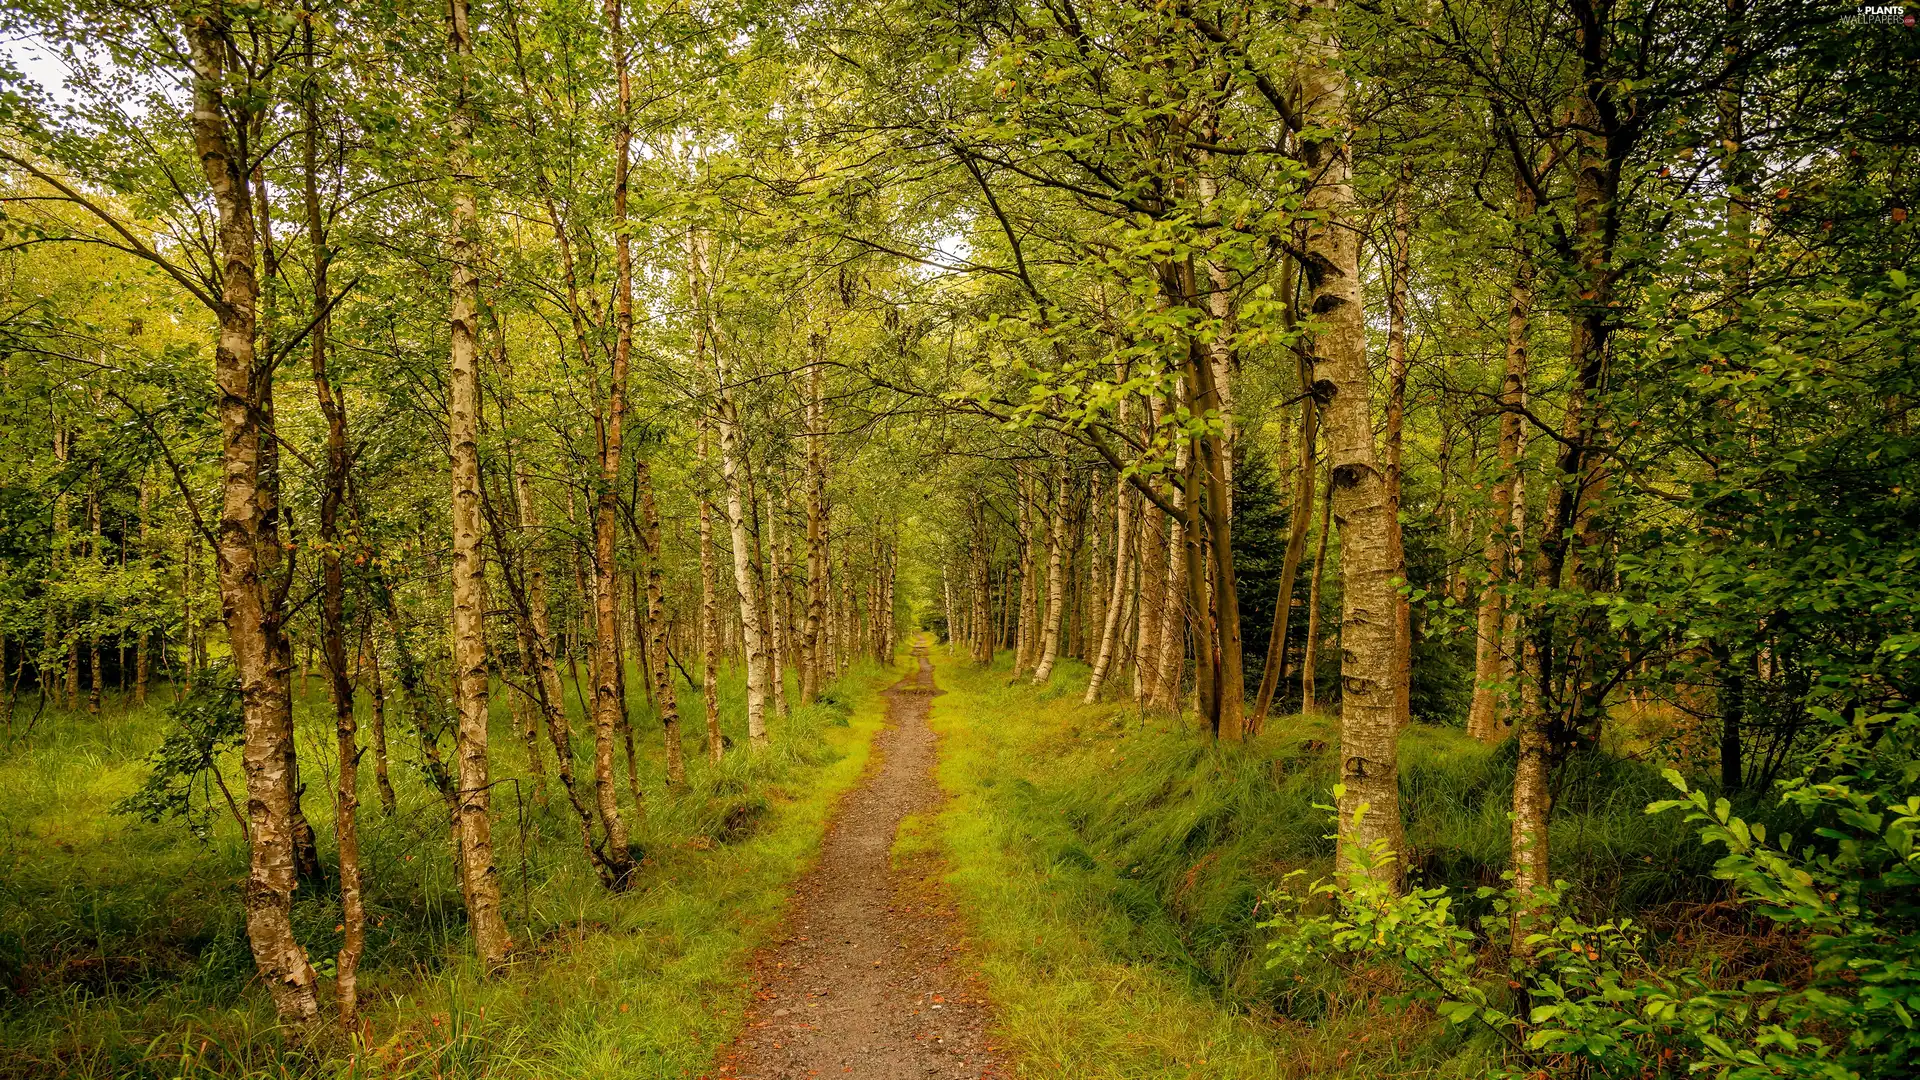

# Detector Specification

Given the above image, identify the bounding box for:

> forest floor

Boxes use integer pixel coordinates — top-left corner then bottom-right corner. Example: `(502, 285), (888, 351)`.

(719, 640), (1009, 1080)
(0, 644), (1732, 1080)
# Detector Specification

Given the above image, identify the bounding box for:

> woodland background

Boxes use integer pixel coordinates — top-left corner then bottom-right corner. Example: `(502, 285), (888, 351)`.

(0, 1), (1914, 1078)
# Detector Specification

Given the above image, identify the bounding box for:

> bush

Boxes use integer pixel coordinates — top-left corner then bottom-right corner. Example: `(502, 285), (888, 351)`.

(1264, 708), (1920, 1080)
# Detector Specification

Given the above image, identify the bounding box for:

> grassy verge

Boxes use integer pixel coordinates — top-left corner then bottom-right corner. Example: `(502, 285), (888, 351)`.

(0, 655), (903, 1079)
(925, 650), (1737, 1079)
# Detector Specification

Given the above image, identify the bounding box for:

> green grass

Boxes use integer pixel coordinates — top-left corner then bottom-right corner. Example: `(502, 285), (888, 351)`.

(923, 648), (1745, 1079)
(0, 654), (904, 1079)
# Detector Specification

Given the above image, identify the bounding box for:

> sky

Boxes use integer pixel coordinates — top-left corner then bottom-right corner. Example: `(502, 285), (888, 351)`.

(1, 32), (77, 103)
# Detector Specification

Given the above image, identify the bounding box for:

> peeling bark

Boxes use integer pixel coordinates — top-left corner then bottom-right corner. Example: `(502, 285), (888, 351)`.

(184, 7), (320, 1020)
(446, 0), (511, 962)
(1299, 0), (1406, 883)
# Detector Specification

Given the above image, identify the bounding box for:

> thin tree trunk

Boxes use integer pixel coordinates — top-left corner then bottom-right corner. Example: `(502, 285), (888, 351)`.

(1195, 169), (1238, 520)
(510, 433), (606, 872)
(1153, 432), (1188, 712)
(613, 576), (639, 811)
(1013, 469), (1038, 676)
(766, 489), (790, 718)
(1134, 406), (1166, 702)
(1503, 435), (1529, 698)
(1084, 468), (1134, 703)
(179, 527), (193, 700)
(135, 475), (150, 705)
(970, 499), (994, 665)
(362, 630), (397, 814)
(1252, 281), (1316, 728)
(446, 0), (512, 963)
(839, 546), (858, 677)
(87, 475), (101, 715)
(302, 57), (365, 1021)
(1301, 464), (1334, 712)
(1384, 181), (1413, 733)
(996, 559), (1012, 653)
(580, 0), (642, 891)
(184, 11), (319, 1020)
(1032, 462), (1068, 684)
(46, 416), (66, 710)
(846, 546), (862, 675)
(698, 420), (725, 763)
(634, 456), (686, 785)
(802, 337), (829, 703)
(1179, 417), (1215, 728)
(481, 352), (548, 804)
(697, 236), (770, 749)
(1300, 0), (1406, 883)
(825, 547), (841, 677)
(1469, 178), (1534, 743)
(1185, 269), (1246, 739)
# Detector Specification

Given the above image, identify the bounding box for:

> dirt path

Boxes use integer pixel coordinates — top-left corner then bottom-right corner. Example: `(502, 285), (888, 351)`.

(717, 641), (1008, 1080)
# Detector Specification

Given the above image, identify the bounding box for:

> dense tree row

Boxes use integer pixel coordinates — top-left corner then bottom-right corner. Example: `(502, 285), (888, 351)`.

(1, 0), (1913, 1066)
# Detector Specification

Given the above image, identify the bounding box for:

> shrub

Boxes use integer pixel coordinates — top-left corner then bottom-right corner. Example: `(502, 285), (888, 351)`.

(1264, 708), (1920, 1080)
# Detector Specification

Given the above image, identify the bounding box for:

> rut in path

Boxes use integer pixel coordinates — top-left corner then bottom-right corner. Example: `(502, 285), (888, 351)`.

(720, 642), (1008, 1080)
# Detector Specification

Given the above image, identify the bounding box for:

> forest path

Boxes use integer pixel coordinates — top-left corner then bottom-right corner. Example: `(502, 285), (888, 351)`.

(717, 640), (1008, 1080)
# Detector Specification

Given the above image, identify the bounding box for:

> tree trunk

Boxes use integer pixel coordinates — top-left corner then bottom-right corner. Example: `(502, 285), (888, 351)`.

(698, 420), (726, 762)
(581, 0), (642, 891)
(1084, 468), (1134, 703)
(969, 499), (993, 665)
(302, 56), (366, 1022)
(1152, 430), (1188, 712)
(1134, 411), (1166, 701)
(87, 476), (101, 715)
(1469, 179), (1534, 743)
(1514, 71), (1622, 936)
(1251, 282), (1317, 728)
(46, 417), (66, 710)
(483, 398), (547, 804)
(1186, 278), (1246, 739)
(719, 401), (771, 748)
(135, 474), (149, 705)
(1013, 469), (1038, 676)
(446, 0), (512, 962)
(875, 536), (896, 663)
(840, 547), (858, 677)
(802, 338), (829, 702)
(362, 630), (397, 814)
(184, 10), (319, 1021)
(1301, 464), (1334, 712)
(635, 456), (686, 785)
(1299, 0), (1406, 883)
(506, 429), (606, 875)
(696, 240), (770, 749)
(613, 577), (639, 811)
(1383, 182), (1413, 733)
(179, 528), (193, 700)
(825, 547), (842, 677)
(766, 489), (790, 717)
(1032, 462), (1068, 684)
(1177, 414), (1215, 728)
(1510, 675), (1552, 932)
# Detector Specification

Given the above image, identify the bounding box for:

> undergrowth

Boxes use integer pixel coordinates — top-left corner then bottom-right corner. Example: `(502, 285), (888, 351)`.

(0, 656), (900, 1079)
(926, 649), (1765, 1079)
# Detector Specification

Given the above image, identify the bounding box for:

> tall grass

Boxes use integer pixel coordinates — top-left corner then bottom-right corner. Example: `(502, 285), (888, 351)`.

(925, 651), (1753, 1079)
(0, 655), (903, 1079)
